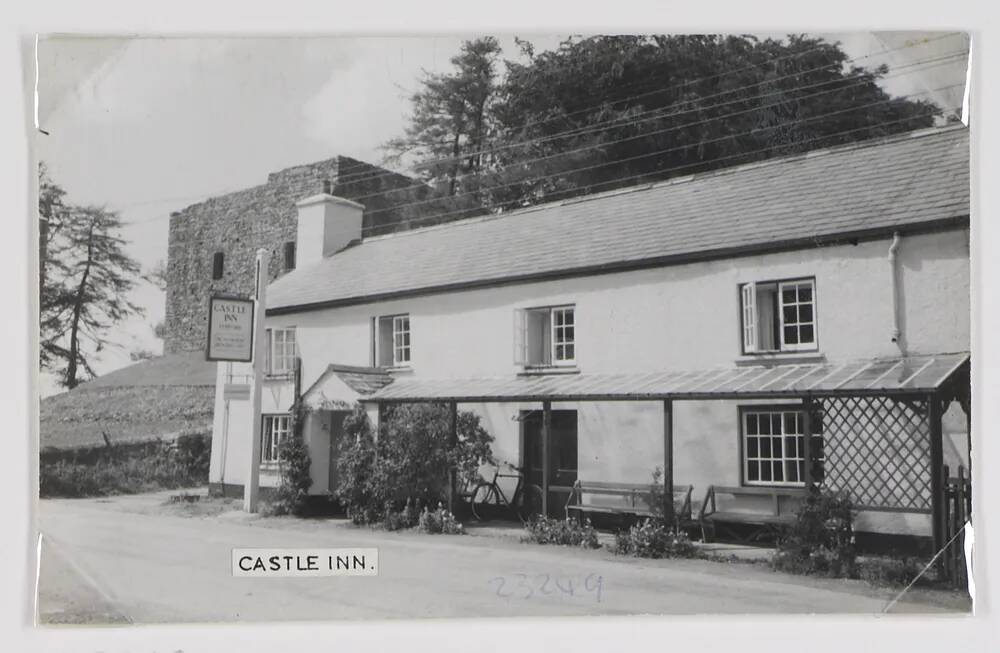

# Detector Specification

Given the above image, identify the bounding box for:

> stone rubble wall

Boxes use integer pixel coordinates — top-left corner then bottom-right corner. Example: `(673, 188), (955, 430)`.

(164, 156), (426, 353)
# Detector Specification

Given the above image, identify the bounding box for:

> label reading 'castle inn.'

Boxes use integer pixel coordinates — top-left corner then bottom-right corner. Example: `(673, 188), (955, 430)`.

(206, 295), (255, 362)
(232, 549), (379, 577)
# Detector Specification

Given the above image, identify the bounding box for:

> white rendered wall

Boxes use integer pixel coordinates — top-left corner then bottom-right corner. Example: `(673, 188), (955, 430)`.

(213, 229), (968, 530)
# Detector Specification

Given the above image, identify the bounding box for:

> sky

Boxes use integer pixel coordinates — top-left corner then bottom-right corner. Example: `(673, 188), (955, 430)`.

(33, 32), (970, 396)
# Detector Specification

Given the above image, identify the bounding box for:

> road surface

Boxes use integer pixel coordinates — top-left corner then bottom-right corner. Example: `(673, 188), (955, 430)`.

(35, 495), (966, 623)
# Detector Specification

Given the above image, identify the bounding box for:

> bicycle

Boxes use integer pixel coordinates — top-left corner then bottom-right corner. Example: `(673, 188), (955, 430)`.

(468, 462), (545, 523)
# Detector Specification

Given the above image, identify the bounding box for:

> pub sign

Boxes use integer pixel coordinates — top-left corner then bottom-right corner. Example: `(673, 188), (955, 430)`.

(206, 295), (255, 362)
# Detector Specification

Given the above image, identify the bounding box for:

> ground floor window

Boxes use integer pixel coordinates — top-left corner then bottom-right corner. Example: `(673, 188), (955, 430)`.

(261, 414), (291, 463)
(741, 407), (824, 486)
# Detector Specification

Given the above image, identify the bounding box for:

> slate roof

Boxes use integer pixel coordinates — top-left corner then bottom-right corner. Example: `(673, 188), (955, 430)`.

(302, 364), (395, 398)
(268, 126), (970, 313)
(366, 353), (969, 403)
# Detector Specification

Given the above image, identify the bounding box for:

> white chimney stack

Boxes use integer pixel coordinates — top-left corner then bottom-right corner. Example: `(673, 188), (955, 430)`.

(294, 191), (364, 267)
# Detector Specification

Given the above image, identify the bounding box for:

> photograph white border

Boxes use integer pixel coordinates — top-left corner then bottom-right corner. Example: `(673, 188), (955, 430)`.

(3, 1), (995, 652)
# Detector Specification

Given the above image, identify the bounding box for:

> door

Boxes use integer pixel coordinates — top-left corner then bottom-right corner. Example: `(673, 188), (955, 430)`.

(521, 409), (578, 516)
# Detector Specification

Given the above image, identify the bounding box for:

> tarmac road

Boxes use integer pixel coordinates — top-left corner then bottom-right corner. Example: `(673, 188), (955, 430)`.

(35, 495), (966, 624)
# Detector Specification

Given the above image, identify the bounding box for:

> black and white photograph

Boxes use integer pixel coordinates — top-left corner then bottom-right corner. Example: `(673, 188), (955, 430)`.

(29, 27), (975, 629)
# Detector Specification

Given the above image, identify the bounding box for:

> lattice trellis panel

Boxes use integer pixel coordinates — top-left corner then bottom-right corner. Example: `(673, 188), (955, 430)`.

(817, 396), (931, 512)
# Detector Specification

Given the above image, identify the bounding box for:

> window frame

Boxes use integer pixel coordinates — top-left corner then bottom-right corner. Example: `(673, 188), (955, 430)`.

(738, 405), (824, 488)
(266, 327), (297, 377)
(260, 413), (291, 464)
(373, 313), (411, 369)
(549, 305), (576, 366)
(514, 304), (577, 368)
(738, 276), (818, 355)
(391, 314), (411, 367)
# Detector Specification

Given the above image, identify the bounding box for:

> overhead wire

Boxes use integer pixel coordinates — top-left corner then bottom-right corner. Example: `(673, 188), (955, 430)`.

(344, 51), (966, 208)
(359, 97), (963, 235)
(328, 32), (964, 188)
(356, 83), (963, 232)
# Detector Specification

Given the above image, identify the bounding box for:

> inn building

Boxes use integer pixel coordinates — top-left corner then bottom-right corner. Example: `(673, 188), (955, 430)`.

(208, 125), (971, 551)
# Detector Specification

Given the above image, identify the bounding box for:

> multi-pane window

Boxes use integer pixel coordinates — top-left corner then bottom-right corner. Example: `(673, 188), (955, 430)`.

(392, 315), (410, 365)
(260, 414), (291, 464)
(374, 314), (411, 367)
(283, 241), (296, 271)
(552, 307), (575, 363)
(779, 280), (815, 350)
(740, 278), (817, 353)
(267, 328), (297, 376)
(742, 408), (824, 486)
(514, 305), (576, 367)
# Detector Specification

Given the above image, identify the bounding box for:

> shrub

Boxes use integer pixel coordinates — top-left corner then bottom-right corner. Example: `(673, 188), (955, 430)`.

(418, 504), (465, 535)
(383, 498), (421, 531)
(270, 401), (312, 516)
(39, 433), (211, 498)
(522, 515), (600, 548)
(334, 404), (494, 525)
(856, 555), (926, 587)
(771, 487), (856, 578)
(612, 519), (696, 558)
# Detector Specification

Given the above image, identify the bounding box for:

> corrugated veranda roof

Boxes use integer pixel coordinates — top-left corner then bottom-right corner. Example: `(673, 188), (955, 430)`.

(268, 126), (969, 313)
(363, 353), (969, 403)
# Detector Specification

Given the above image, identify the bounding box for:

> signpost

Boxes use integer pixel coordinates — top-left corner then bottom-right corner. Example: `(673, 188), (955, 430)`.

(205, 248), (269, 514)
(245, 249), (269, 513)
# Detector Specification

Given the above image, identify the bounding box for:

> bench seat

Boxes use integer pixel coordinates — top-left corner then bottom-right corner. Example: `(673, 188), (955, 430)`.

(699, 484), (804, 541)
(565, 480), (693, 523)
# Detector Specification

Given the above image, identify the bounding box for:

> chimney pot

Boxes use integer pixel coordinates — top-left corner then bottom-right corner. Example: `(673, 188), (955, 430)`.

(322, 180), (333, 195)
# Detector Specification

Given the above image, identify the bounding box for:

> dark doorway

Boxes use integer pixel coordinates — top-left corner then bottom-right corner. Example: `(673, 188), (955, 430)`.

(327, 410), (352, 494)
(521, 409), (578, 516)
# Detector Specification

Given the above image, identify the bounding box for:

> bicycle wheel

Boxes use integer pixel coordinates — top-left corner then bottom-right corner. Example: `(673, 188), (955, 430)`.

(470, 482), (497, 522)
(517, 484), (545, 522)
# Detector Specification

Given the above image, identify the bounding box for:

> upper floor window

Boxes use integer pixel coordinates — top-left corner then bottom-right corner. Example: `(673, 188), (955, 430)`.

(514, 305), (576, 367)
(260, 414), (291, 464)
(266, 327), (297, 376)
(212, 252), (224, 280)
(283, 241), (296, 271)
(740, 278), (816, 354)
(373, 314), (410, 368)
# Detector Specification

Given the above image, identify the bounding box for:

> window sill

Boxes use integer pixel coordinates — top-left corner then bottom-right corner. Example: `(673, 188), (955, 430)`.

(735, 352), (825, 366)
(518, 366), (580, 377)
(259, 462), (281, 472)
(263, 372), (294, 382)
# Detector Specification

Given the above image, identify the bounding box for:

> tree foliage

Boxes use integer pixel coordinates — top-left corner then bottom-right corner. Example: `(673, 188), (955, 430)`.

(334, 404), (494, 525)
(39, 165), (144, 388)
(385, 34), (942, 226)
(39, 163), (71, 369)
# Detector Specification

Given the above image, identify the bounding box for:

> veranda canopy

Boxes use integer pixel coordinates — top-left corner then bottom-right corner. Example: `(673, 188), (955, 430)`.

(364, 353), (969, 403)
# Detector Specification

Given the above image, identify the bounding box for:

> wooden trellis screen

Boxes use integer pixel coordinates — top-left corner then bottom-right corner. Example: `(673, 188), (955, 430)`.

(817, 396), (932, 512)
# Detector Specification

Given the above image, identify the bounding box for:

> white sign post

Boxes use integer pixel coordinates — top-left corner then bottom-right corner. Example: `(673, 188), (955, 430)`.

(244, 248), (269, 513)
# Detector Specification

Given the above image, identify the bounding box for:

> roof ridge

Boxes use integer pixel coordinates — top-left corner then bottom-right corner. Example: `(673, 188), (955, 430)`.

(359, 125), (968, 244)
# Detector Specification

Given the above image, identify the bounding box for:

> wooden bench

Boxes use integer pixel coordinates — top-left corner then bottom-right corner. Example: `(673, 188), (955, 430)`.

(698, 485), (804, 541)
(564, 480), (694, 524)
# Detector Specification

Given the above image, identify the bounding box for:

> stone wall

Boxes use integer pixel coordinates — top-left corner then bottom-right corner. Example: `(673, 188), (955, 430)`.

(164, 156), (426, 353)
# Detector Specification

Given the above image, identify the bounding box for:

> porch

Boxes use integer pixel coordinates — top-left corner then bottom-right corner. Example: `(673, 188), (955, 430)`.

(361, 353), (970, 558)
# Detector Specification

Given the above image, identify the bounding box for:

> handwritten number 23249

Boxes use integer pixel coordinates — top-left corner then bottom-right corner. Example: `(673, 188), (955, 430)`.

(488, 573), (603, 603)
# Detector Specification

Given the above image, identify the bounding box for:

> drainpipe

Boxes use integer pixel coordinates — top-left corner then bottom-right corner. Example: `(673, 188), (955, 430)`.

(888, 232), (903, 352)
